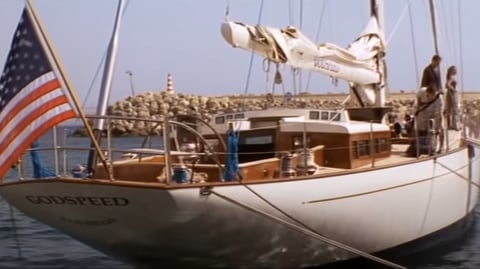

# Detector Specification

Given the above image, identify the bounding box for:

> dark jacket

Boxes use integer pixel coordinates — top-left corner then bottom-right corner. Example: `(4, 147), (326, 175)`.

(420, 65), (442, 90)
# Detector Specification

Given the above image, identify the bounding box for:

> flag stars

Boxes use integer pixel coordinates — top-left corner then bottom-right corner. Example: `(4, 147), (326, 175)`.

(0, 9), (60, 113)
(19, 39), (33, 47)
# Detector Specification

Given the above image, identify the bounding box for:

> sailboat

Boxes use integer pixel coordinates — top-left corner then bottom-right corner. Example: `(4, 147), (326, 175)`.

(0, 0), (479, 268)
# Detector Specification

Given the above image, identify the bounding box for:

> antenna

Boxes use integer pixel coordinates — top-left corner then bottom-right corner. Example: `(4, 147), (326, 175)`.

(224, 0), (230, 21)
(125, 70), (136, 96)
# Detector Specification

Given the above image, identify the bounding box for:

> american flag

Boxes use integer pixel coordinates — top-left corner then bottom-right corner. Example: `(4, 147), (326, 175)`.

(0, 8), (77, 177)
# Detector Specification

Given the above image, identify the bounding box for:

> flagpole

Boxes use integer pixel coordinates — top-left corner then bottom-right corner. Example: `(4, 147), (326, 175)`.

(24, 0), (112, 179)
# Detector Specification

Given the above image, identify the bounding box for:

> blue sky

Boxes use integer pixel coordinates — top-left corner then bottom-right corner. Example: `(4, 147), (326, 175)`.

(0, 0), (476, 109)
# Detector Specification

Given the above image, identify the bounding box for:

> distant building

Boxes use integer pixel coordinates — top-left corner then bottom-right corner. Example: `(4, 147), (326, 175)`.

(166, 73), (174, 94)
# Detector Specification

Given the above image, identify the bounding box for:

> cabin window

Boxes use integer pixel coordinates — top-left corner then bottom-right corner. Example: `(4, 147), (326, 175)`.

(215, 116), (225, 124)
(330, 112), (340, 121)
(352, 140), (370, 158)
(376, 138), (390, 153)
(309, 111), (319, 120)
(321, 111), (329, 120)
(245, 135), (273, 145)
(293, 136), (310, 148)
(238, 133), (276, 163)
(235, 113), (245, 119)
(226, 114), (233, 120)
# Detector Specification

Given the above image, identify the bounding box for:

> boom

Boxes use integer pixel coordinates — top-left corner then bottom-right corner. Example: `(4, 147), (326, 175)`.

(221, 15), (386, 106)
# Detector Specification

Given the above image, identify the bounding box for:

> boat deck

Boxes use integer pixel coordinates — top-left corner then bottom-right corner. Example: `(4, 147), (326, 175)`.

(357, 129), (464, 169)
(91, 129), (465, 184)
(91, 130), (464, 185)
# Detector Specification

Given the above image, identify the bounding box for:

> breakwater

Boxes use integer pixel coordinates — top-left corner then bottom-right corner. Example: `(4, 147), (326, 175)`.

(72, 91), (480, 136)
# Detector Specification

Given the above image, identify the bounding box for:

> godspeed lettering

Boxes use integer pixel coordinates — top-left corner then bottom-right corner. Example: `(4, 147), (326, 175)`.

(313, 57), (340, 73)
(25, 195), (129, 206)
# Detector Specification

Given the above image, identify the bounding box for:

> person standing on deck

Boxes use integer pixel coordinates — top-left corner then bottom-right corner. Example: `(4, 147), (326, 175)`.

(415, 83), (444, 154)
(421, 55), (442, 92)
(402, 114), (415, 137)
(444, 65), (460, 130)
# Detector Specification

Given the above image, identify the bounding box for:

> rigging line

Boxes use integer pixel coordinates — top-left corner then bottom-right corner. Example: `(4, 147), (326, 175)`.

(286, 0), (302, 96)
(457, 0), (465, 99)
(438, 1), (454, 64)
(406, 0), (419, 85)
(288, 0), (294, 27)
(314, 1), (327, 43)
(299, 0), (303, 30)
(263, 59), (271, 94)
(81, 0), (131, 112)
(242, 0), (264, 102)
(440, 2), (457, 63)
(8, 204), (24, 261)
(209, 189), (406, 269)
(82, 54), (107, 109)
(298, 68), (303, 94)
(290, 68), (296, 96)
(386, 2), (409, 46)
(447, 0), (458, 64)
(305, 0), (327, 92)
(296, 0), (303, 94)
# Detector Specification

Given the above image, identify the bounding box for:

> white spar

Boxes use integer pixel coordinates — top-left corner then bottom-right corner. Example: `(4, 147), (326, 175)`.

(220, 20), (383, 87)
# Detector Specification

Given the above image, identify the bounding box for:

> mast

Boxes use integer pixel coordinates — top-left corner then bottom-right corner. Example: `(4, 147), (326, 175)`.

(428, 0), (440, 55)
(86, 0), (125, 175)
(428, 0), (449, 149)
(371, 0), (387, 107)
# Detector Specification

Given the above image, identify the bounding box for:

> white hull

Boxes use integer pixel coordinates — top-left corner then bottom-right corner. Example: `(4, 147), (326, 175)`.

(1, 145), (479, 268)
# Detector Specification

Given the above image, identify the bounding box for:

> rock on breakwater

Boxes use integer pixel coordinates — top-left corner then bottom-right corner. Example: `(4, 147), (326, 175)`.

(72, 91), (480, 137)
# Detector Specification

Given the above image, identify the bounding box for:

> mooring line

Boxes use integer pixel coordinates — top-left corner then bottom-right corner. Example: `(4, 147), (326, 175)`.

(8, 204), (24, 260)
(435, 160), (480, 189)
(208, 189), (406, 269)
